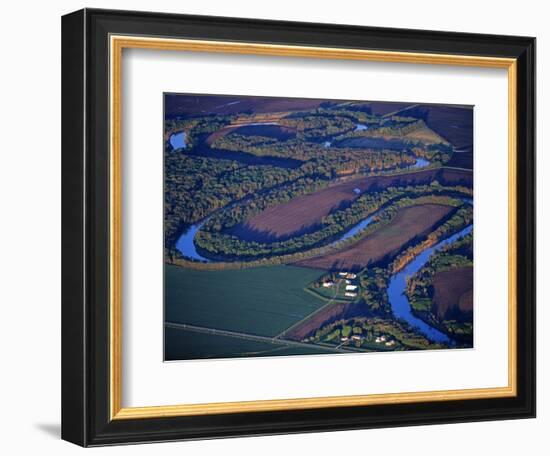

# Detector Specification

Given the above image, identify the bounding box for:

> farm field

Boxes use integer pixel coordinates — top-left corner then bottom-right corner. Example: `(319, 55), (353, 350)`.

(432, 266), (473, 319)
(165, 326), (334, 361)
(165, 93), (326, 118)
(230, 167), (472, 242)
(165, 264), (325, 337)
(391, 104), (474, 169)
(367, 101), (414, 116)
(295, 204), (454, 271)
(392, 105), (474, 149)
(284, 300), (362, 341)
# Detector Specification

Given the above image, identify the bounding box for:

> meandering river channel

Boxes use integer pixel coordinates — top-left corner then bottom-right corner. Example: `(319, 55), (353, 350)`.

(387, 224), (473, 344)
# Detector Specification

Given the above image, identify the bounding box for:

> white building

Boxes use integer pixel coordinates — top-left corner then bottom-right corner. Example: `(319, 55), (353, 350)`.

(345, 292), (357, 298)
(345, 285), (358, 291)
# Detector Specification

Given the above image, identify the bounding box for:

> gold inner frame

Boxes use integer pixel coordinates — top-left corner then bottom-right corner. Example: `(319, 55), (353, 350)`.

(109, 35), (518, 420)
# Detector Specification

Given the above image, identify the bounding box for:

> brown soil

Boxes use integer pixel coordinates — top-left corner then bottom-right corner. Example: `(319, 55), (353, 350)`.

(165, 94), (325, 118)
(432, 266), (473, 320)
(295, 204), (454, 271)
(231, 168), (471, 243)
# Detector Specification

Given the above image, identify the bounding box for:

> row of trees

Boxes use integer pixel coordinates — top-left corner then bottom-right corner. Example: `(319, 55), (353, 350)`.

(389, 204), (473, 274)
(306, 316), (445, 351)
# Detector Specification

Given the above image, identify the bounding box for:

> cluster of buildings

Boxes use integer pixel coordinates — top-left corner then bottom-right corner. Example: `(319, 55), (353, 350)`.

(320, 272), (360, 298)
(375, 335), (396, 347)
(340, 334), (364, 343)
(339, 333), (396, 348)
(339, 271), (358, 297)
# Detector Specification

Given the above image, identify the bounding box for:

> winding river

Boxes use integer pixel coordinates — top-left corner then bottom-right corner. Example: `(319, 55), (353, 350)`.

(176, 210), (380, 263)
(175, 155), (434, 264)
(176, 192), (472, 345)
(387, 224), (473, 344)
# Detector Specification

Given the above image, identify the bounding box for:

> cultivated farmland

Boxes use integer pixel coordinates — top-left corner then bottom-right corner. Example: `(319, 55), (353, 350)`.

(432, 266), (473, 320)
(391, 105), (474, 149)
(165, 93), (326, 118)
(230, 167), (472, 242)
(165, 264), (325, 337)
(165, 326), (334, 361)
(295, 204), (454, 271)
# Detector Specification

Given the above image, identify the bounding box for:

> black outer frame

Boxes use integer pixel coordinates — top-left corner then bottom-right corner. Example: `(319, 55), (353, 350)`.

(61, 8), (536, 447)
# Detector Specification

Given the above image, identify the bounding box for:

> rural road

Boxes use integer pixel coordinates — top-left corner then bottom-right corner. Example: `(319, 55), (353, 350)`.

(165, 321), (351, 354)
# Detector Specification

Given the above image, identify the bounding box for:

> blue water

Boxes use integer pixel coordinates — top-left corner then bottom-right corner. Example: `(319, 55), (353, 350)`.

(334, 215), (376, 244)
(355, 123), (368, 131)
(169, 132), (187, 150)
(410, 157), (430, 169)
(324, 141), (332, 148)
(175, 212), (378, 262)
(175, 208), (381, 262)
(387, 224), (473, 344)
(175, 220), (210, 262)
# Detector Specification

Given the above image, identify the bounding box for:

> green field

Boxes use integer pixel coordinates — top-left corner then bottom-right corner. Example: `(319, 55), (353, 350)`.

(165, 327), (335, 360)
(165, 264), (326, 337)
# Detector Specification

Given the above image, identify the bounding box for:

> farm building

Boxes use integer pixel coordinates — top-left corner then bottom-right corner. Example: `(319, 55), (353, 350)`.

(322, 280), (334, 288)
(338, 272), (349, 277)
(345, 292), (357, 298)
(345, 285), (358, 291)
(346, 273), (357, 280)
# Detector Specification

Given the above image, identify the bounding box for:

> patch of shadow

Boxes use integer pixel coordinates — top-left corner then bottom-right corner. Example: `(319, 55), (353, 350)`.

(34, 422), (60, 439)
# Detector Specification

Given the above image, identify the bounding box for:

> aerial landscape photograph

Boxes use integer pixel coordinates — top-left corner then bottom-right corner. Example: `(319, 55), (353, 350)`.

(163, 93), (474, 361)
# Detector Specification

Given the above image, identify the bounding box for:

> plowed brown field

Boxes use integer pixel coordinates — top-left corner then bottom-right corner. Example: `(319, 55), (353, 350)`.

(432, 266), (473, 320)
(295, 204), (454, 271)
(231, 168), (471, 242)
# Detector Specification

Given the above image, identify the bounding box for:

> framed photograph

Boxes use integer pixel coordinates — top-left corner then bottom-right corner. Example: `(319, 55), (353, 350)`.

(61, 8), (535, 446)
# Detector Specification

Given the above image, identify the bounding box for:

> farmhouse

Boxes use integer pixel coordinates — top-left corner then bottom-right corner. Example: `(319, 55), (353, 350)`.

(345, 285), (358, 291)
(345, 292), (357, 298)
(338, 272), (349, 277)
(351, 335), (363, 341)
(375, 335), (387, 343)
(322, 280), (334, 288)
(385, 340), (396, 347)
(346, 273), (357, 279)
